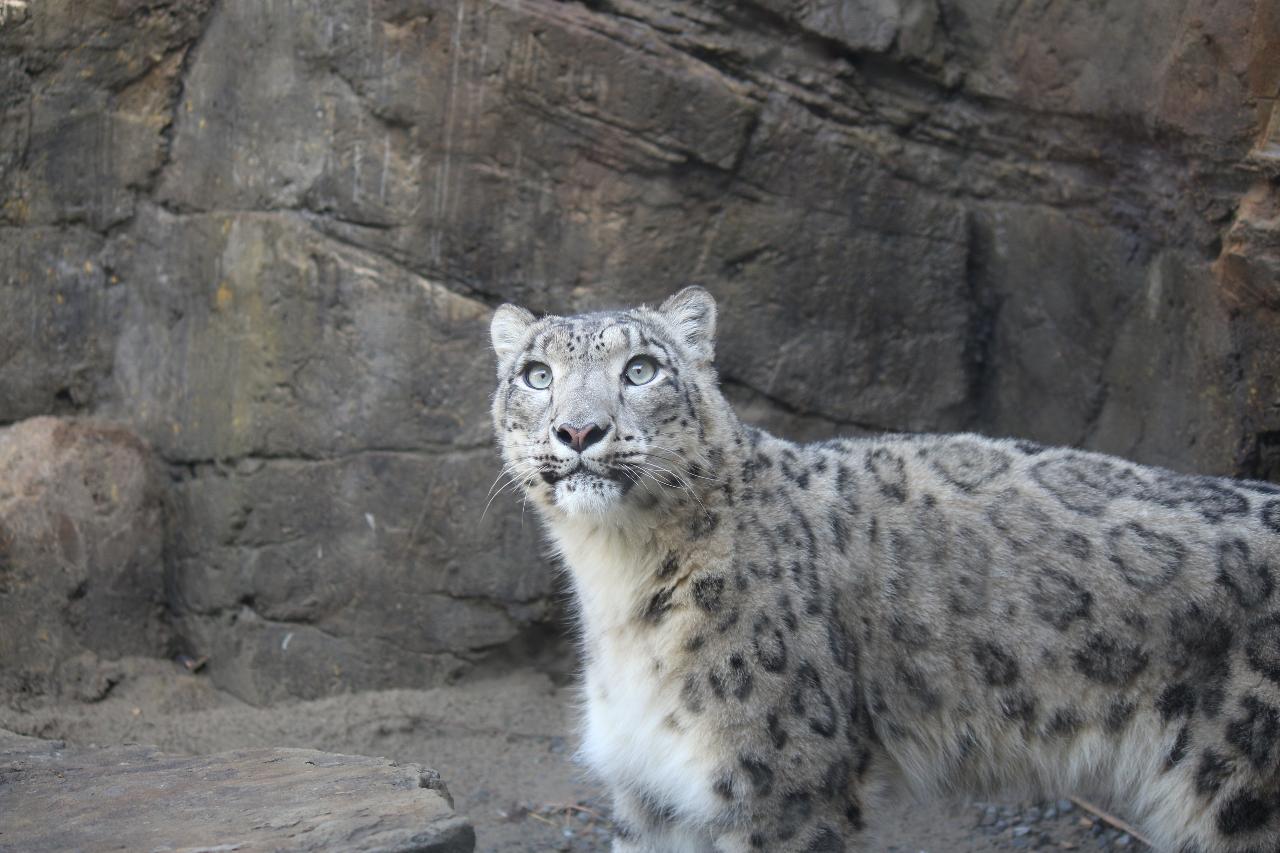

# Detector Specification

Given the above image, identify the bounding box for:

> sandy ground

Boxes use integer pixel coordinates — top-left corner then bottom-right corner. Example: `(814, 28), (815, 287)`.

(1, 659), (1149, 852)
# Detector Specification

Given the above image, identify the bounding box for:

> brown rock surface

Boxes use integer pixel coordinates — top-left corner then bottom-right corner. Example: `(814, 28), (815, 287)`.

(0, 418), (169, 703)
(0, 728), (475, 853)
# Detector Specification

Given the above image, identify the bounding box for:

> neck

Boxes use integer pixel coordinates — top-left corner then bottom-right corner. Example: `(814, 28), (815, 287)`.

(545, 510), (662, 643)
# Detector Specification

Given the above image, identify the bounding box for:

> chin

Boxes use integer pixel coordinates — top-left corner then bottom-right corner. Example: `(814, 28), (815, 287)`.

(552, 470), (629, 516)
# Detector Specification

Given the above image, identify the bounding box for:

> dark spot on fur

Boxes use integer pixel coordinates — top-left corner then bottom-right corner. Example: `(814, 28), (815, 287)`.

(828, 510), (850, 555)
(1169, 604), (1234, 676)
(1157, 683), (1197, 721)
(889, 614), (932, 649)
(1263, 499), (1280, 534)
(1245, 613), (1280, 686)
(1046, 707), (1083, 737)
(767, 711), (788, 749)
(948, 528), (993, 616)
(827, 617), (854, 672)
(897, 661), (941, 712)
(750, 833), (766, 849)
(819, 758), (850, 801)
(1061, 531), (1093, 560)
(835, 463), (861, 515)
(1217, 538), (1274, 609)
(689, 511), (720, 539)
(642, 587), (675, 624)
(1106, 522), (1186, 591)
(752, 613), (788, 673)
(1216, 790), (1273, 835)
(1143, 475), (1250, 522)
(1073, 632), (1150, 686)
(1030, 565), (1093, 631)
(1105, 699), (1136, 733)
(777, 791), (813, 841)
(1002, 691), (1038, 727)
(1195, 749), (1232, 798)
(930, 440), (1011, 491)
(729, 653), (752, 699)
(684, 634), (706, 653)
(1166, 724), (1191, 769)
(710, 654), (754, 702)
(865, 448), (908, 502)
(658, 553), (679, 579)
(1031, 455), (1137, 516)
(986, 488), (1056, 551)
(1225, 695), (1279, 771)
(693, 575), (726, 612)
(793, 662), (838, 737)
(713, 773), (734, 800)
(637, 791), (678, 826)
(805, 826), (846, 852)
(739, 753), (774, 796)
(973, 640), (1021, 687)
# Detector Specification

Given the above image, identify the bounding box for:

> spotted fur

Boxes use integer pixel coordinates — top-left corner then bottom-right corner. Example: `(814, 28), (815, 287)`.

(490, 288), (1280, 853)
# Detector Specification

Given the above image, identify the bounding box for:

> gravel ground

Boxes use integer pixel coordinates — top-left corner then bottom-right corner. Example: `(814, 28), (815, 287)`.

(1, 659), (1152, 852)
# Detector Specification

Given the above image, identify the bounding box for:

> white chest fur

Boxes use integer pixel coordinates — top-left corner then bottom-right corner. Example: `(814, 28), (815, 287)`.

(580, 632), (721, 824)
(548, 516), (721, 824)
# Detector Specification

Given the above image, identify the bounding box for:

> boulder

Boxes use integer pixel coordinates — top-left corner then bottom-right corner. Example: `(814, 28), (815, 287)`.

(0, 729), (475, 852)
(0, 418), (169, 703)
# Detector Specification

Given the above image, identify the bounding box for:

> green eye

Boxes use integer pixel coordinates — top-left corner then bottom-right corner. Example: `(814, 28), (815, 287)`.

(523, 362), (553, 390)
(624, 356), (657, 386)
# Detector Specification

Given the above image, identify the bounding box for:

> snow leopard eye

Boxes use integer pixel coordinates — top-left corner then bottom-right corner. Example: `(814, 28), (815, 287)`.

(523, 362), (553, 390)
(624, 355), (657, 386)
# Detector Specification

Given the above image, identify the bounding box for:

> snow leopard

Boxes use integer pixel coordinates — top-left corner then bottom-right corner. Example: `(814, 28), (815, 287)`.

(488, 286), (1280, 853)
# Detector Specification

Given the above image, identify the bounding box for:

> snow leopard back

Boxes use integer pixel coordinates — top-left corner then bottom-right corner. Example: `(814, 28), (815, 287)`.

(804, 432), (1280, 851)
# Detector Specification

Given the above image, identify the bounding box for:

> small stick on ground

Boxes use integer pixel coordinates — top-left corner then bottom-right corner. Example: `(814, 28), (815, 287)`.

(1069, 796), (1154, 848)
(555, 802), (608, 821)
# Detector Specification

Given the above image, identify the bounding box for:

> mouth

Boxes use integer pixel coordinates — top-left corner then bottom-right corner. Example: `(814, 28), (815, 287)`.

(540, 462), (631, 488)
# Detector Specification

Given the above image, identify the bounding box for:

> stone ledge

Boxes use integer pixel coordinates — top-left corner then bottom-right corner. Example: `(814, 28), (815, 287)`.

(0, 729), (475, 852)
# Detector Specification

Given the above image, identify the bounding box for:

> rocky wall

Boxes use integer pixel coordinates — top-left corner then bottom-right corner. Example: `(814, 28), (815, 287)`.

(1, 0), (1277, 702)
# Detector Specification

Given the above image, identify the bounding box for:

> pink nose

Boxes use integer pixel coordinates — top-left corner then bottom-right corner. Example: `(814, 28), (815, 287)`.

(555, 422), (609, 452)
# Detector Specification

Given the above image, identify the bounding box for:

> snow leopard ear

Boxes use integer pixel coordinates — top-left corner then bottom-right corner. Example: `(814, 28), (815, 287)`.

(658, 286), (717, 363)
(490, 304), (536, 365)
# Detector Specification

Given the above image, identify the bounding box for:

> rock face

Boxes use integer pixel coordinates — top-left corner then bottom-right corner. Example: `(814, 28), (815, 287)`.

(0, 418), (169, 702)
(0, 729), (475, 852)
(0, 0), (1277, 701)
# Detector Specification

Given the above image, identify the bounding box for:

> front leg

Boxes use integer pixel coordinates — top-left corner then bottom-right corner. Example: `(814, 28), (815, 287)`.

(710, 799), (870, 853)
(609, 786), (717, 853)
(611, 765), (876, 853)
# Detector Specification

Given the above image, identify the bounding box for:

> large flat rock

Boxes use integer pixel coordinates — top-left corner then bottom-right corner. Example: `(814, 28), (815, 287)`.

(0, 730), (475, 852)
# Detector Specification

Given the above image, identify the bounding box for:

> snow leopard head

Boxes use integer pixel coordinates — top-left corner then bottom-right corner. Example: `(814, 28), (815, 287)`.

(489, 287), (724, 517)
